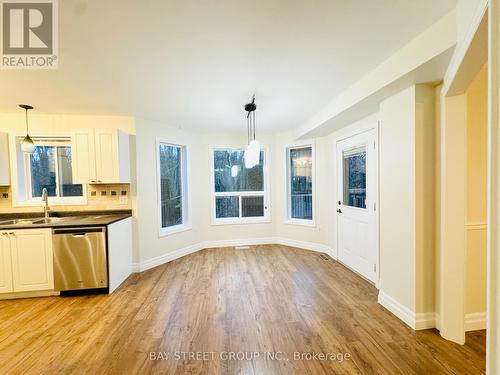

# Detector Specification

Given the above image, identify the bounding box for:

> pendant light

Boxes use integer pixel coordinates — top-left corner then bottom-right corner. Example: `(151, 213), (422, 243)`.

(244, 96), (260, 169)
(19, 104), (35, 154)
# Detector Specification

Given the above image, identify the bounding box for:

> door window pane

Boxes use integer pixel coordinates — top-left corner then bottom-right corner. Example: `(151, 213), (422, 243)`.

(214, 150), (264, 192)
(216, 196), (239, 218)
(159, 144), (183, 228)
(343, 146), (366, 208)
(242, 196), (264, 217)
(289, 147), (313, 219)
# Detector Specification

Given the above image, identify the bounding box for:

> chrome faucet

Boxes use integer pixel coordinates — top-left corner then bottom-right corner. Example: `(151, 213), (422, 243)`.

(41, 188), (49, 218)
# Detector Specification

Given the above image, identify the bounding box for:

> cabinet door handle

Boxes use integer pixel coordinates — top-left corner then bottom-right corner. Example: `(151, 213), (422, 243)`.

(8, 232), (15, 236)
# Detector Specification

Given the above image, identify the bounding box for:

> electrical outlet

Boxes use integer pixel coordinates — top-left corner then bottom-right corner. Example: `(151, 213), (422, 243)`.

(119, 195), (128, 205)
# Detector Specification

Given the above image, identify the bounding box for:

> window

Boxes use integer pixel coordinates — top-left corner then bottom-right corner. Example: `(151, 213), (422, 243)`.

(157, 141), (190, 235)
(25, 143), (84, 201)
(211, 148), (269, 224)
(286, 144), (314, 224)
(343, 146), (366, 209)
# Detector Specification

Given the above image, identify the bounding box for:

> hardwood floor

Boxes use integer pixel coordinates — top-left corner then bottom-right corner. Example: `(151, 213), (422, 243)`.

(0, 245), (485, 374)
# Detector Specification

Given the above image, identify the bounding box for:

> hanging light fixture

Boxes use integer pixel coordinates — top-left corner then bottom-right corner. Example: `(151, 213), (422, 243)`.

(19, 104), (35, 154)
(244, 95), (260, 169)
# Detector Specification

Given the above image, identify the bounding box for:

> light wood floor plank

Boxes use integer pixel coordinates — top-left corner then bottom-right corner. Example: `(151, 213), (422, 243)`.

(0, 245), (485, 374)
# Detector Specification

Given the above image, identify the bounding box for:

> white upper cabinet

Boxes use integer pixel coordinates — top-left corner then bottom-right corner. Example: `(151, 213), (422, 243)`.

(71, 129), (96, 184)
(71, 129), (130, 184)
(0, 132), (10, 186)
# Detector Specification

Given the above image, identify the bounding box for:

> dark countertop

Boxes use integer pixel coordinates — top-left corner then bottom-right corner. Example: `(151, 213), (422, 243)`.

(0, 210), (132, 230)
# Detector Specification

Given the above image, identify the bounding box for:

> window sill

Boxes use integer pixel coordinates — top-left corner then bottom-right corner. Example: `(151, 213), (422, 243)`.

(285, 219), (316, 227)
(159, 224), (192, 237)
(211, 218), (271, 226)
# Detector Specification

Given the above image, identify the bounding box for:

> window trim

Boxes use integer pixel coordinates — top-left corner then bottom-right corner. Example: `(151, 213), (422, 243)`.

(209, 145), (270, 225)
(284, 140), (316, 227)
(156, 138), (192, 237)
(20, 138), (87, 206)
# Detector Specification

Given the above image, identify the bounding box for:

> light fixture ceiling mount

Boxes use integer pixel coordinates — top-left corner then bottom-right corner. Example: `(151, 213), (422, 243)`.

(244, 95), (260, 169)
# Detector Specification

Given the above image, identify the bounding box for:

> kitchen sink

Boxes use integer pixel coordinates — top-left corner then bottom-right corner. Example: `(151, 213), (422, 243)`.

(0, 218), (39, 225)
(0, 217), (70, 226)
(32, 217), (68, 224)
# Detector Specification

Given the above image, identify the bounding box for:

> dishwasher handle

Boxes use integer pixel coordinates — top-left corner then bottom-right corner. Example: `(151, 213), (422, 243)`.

(53, 227), (106, 235)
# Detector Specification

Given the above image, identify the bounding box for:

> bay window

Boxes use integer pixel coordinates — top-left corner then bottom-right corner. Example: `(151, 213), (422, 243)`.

(157, 140), (190, 235)
(286, 144), (314, 225)
(211, 148), (269, 224)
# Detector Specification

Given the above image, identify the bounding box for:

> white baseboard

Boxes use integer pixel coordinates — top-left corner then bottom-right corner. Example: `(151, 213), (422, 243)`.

(132, 242), (203, 272)
(0, 290), (59, 300)
(465, 312), (486, 331)
(377, 291), (436, 330)
(201, 237), (276, 249)
(377, 294), (486, 333)
(132, 237), (335, 272)
(415, 312), (437, 330)
(275, 237), (336, 258)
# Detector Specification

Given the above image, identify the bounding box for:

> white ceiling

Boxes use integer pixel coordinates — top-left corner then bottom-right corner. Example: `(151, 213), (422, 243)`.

(0, 0), (456, 132)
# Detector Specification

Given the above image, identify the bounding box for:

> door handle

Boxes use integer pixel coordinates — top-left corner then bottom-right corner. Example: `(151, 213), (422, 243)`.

(337, 209), (342, 214)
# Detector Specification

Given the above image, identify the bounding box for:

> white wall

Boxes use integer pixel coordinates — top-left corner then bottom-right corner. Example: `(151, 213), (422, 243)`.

(0, 114), (135, 135)
(488, 0), (500, 372)
(134, 118), (204, 264)
(456, 0), (487, 44)
(379, 86), (417, 312)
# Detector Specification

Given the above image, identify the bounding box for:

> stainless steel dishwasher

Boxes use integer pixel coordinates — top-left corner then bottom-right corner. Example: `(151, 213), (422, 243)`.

(52, 227), (108, 291)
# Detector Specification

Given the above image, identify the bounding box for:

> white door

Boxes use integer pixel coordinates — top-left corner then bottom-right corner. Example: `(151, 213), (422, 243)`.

(336, 129), (378, 284)
(10, 229), (54, 292)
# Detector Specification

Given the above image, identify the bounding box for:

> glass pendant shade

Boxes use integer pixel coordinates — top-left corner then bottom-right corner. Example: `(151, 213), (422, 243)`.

(19, 104), (35, 154)
(245, 140), (260, 169)
(21, 134), (36, 153)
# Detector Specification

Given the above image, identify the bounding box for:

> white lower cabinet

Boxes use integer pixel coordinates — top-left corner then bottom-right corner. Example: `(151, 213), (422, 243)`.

(0, 233), (13, 293)
(0, 229), (54, 293)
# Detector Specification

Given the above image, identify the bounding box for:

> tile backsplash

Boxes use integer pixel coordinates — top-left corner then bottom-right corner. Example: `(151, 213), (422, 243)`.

(0, 184), (132, 213)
